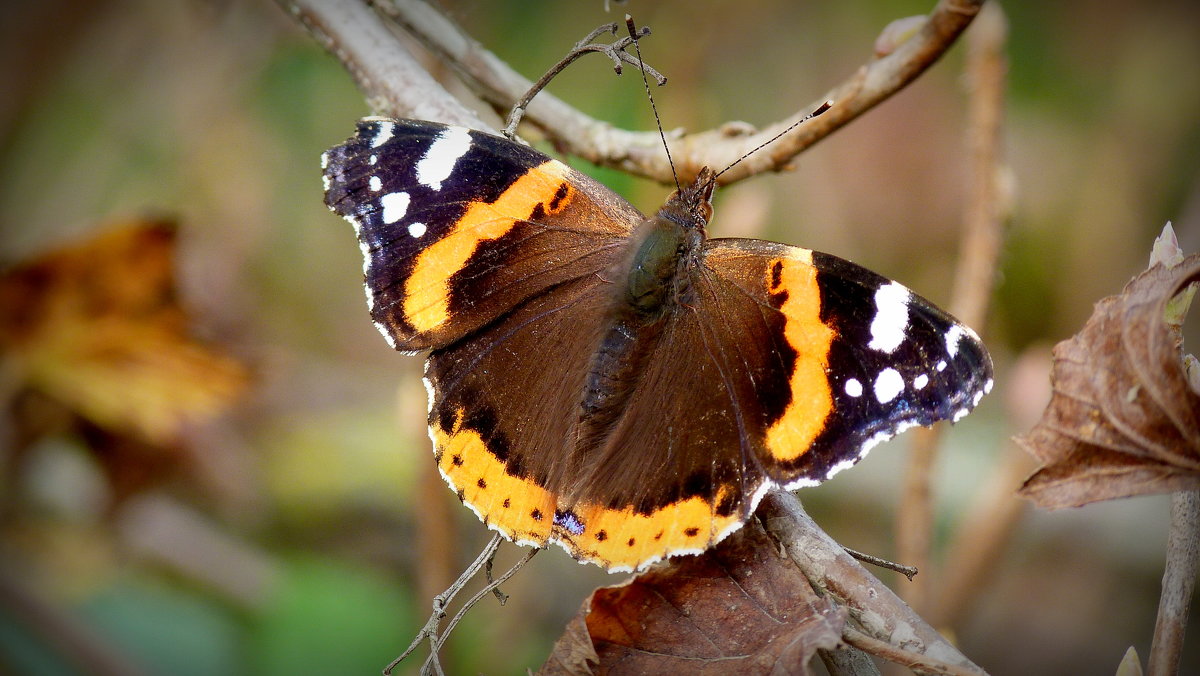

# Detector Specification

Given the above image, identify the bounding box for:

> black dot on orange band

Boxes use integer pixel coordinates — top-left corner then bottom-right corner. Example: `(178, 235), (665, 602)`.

(627, 538), (635, 547)
(456, 489), (465, 502)
(451, 454), (463, 466)
(595, 530), (608, 541)
(549, 182), (568, 210)
(654, 531), (663, 540)
(531, 509), (543, 521)
(502, 498), (510, 508)
(684, 527), (700, 537)
(476, 478), (487, 489)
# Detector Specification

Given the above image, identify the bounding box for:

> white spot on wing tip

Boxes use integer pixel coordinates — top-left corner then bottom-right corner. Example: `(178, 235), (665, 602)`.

(416, 126), (472, 190)
(867, 282), (911, 353)
(369, 175), (382, 192)
(370, 121), (396, 148)
(952, 407), (971, 423)
(936, 360), (947, 372)
(380, 191), (411, 224)
(873, 368), (905, 404)
(945, 324), (966, 358)
(408, 222), (427, 238)
(913, 373), (929, 390)
(845, 378), (863, 397)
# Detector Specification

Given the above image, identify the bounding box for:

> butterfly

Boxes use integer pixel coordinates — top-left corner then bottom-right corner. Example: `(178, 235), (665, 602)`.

(322, 118), (992, 572)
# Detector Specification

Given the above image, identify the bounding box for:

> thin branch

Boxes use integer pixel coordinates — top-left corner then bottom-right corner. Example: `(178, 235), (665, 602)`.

(277, 0), (485, 129)
(843, 626), (984, 676)
(385, 533), (504, 675)
(758, 491), (986, 675)
(503, 20), (664, 140)
(363, 0), (985, 184)
(1147, 490), (1200, 676)
(843, 546), (918, 581)
(895, 0), (1008, 613)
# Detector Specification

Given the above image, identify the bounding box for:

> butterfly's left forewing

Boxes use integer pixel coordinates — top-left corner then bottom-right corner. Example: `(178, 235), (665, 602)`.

(322, 118), (642, 353)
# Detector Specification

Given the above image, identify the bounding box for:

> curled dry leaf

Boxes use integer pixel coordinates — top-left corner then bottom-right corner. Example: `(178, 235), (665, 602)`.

(1016, 252), (1200, 508)
(540, 520), (847, 675)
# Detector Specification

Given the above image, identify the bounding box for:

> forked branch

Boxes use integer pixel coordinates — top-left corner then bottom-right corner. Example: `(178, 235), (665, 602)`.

(282, 0), (985, 183)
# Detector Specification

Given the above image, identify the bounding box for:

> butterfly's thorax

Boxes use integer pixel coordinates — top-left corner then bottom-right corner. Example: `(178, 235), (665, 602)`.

(576, 178), (713, 454)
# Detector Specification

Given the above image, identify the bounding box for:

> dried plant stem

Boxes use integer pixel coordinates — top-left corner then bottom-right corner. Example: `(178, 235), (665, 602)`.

(1147, 490), (1199, 676)
(354, 0), (983, 185)
(277, 0), (484, 128)
(386, 533), (503, 675)
(931, 441), (1035, 628)
(895, 1), (1009, 612)
(759, 491), (986, 675)
(842, 627), (984, 676)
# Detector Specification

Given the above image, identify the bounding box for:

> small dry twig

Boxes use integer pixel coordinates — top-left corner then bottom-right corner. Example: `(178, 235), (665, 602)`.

(386, 534), (538, 675)
(1147, 490), (1199, 676)
(502, 18), (664, 140)
(895, 0), (1009, 613)
(296, 0), (984, 184)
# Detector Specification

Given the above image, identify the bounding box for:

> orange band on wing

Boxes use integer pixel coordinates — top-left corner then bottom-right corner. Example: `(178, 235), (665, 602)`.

(403, 160), (575, 333)
(432, 407), (555, 547)
(565, 489), (742, 571)
(432, 404), (746, 570)
(763, 249), (836, 461)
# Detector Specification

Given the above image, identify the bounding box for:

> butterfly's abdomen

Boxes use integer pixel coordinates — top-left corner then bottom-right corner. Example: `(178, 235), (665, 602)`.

(575, 217), (697, 451)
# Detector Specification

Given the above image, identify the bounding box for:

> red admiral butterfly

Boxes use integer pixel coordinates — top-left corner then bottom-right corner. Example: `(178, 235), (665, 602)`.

(322, 118), (992, 572)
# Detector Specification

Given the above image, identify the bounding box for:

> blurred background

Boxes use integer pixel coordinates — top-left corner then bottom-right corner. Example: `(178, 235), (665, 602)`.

(1, 0), (1197, 674)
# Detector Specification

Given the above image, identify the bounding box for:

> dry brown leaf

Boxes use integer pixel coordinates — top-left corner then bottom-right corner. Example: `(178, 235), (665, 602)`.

(0, 221), (247, 447)
(540, 520), (846, 675)
(1016, 250), (1200, 508)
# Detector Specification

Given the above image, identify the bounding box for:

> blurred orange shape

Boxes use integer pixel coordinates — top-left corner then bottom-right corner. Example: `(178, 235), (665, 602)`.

(1, 220), (247, 447)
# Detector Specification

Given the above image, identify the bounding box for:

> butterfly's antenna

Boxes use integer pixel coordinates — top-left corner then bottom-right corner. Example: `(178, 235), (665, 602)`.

(713, 100), (834, 181)
(625, 15), (679, 192)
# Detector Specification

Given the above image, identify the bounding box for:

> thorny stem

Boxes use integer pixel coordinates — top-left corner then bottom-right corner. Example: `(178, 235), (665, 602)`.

(1147, 490), (1199, 676)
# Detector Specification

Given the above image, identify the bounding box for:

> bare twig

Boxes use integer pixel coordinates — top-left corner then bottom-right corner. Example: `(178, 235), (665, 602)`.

(844, 546), (918, 581)
(277, 0), (485, 129)
(386, 533), (505, 675)
(843, 626), (985, 676)
(932, 345), (1050, 628)
(1147, 490), (1200, 676)
(425, 546), (539, 668)
(502, 20), (663, 140)
(894, 0), (1008, 613)
(362, 0), (985, 184)
(758, 491), (986, 675)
